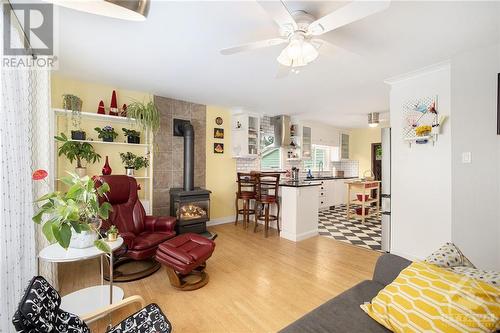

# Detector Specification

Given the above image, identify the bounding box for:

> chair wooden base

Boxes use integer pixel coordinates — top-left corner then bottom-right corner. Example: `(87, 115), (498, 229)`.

(165, 263), (209, 291)
(104, 257), (161, 282)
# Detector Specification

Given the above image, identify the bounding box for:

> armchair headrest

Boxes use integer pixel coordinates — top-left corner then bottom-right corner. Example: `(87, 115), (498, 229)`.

(95, 175), (138, 205)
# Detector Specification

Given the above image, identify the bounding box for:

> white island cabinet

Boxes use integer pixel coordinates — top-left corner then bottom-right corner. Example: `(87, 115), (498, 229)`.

(280, 182), (320, 242)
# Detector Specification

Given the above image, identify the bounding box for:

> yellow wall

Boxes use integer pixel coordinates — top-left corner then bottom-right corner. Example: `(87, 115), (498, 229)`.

(205, 106), (236, 219)
(51, 74), (152, 199)
(349, 126), (383, 177)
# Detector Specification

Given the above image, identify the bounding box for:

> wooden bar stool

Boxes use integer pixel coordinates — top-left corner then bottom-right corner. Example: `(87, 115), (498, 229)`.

(235, 172), (256, 229)
(254, 173), (281, 237)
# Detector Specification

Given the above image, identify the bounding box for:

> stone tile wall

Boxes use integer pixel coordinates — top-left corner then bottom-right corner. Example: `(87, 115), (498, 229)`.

(152, 96), (206, 216)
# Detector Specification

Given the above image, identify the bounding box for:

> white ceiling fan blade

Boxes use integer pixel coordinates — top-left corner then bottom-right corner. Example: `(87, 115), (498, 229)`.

(311, 39), (361, 59)
(257, 0), (297, 33)
(308, 0), (391, 36)
(276, 64), (292, 79)
(220, 38), (287, 55)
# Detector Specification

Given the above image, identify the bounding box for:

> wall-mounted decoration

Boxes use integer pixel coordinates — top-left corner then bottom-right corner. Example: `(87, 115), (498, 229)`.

(215, 117), (223, 125)
(497, 73), (499, 135)
(214, 143), (224, 154)
(214, 128), (224, 139)
(402, 96), (446, 146)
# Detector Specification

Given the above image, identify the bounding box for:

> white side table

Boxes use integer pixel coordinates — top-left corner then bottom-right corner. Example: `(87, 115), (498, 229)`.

(39, 237), (124, 320)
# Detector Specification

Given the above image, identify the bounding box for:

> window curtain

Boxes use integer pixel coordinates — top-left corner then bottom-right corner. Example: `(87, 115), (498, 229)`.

(0, 18), (55, 333)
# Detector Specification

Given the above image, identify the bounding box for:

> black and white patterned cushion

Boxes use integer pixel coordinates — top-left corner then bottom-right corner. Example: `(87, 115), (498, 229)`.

(107, 303), (171, 333)
(425, 242), (475, 268)
(12, 276), (89, 333)
(450, 266), (500, 286)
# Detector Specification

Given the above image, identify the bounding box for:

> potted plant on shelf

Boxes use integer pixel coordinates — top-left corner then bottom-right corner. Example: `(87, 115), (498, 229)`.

(119, 152), (149, 176)
(107, 225), (119, 242)
(55, 133), (101, 177)
(125, 100), (160, 134)
(94, 125), (118, 142)
(122, 128), (141, 144)
(63, 94), (85, 140)
(32, 171), (113, 252)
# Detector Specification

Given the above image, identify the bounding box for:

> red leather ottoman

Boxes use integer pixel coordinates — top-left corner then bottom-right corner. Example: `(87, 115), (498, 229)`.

(156, 233), (216, 291)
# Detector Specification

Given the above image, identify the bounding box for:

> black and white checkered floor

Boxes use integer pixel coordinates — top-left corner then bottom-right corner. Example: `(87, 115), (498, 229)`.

(318, 205), (382, 251)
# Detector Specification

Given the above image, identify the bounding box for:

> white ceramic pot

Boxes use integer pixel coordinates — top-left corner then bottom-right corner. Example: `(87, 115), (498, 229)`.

(125, 167), (134, 176)
(75, 167), (87, 177)
(69, 229), (98, 249)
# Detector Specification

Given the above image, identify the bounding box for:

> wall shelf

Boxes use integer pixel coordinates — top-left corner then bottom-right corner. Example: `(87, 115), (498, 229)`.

(54, 138), (149, 147)
(54, 108), (137, 124)
(404, 135), (437, 147)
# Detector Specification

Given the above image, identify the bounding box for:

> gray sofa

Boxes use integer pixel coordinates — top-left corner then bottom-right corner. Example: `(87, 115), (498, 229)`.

(279, 254), (411, 333)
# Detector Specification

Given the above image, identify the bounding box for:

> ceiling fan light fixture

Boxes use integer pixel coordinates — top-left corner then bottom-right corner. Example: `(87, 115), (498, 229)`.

(46, 0), (150, 21)
(368, 112), (380, 128)
(276, 38), (319, 68)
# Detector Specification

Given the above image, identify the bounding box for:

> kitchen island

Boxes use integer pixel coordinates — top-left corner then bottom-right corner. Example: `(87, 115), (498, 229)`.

(279, 180), (321, 242)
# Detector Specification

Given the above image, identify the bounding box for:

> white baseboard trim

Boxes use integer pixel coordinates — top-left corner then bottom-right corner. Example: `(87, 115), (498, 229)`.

(281, 229), (318, 242)
(207, 216), (234, 227)
(389, 250), (421, 262)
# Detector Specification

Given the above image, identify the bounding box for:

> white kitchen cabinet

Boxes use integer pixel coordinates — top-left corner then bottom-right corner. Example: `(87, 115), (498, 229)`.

(231, 111), (260, 158)
(301, 126), (312, 160)
(332, 179), (347, 206)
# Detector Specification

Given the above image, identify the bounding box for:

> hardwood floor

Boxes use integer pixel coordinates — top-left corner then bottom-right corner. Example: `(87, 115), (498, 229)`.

(59, 223), (381, 333)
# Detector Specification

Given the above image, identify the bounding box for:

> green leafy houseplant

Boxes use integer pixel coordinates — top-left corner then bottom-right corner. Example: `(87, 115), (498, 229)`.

(55, 133), (101, 175)
(94, 125), (118, 142)
(122, 128), (141, 144)
(33, 172), (113, 252)
(126, 100), (160, 134)
(119, 152), (150, 170)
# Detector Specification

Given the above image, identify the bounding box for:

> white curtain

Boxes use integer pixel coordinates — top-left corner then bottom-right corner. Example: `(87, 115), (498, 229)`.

(0, 15), (54, 333)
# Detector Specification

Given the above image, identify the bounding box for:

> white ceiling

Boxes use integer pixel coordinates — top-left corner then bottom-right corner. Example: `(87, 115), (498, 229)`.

(55, 1), (500, 128)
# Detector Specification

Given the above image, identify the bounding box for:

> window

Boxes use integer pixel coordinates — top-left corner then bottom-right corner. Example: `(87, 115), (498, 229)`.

(261, 148), (281, 170)
(303, 145), (330, 171)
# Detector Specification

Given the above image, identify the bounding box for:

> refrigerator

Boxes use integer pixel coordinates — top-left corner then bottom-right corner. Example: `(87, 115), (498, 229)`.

(381, 127), (391, 252)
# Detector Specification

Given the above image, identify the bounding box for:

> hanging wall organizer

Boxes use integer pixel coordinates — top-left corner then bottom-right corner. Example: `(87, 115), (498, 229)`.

(402, 95), (447, 147)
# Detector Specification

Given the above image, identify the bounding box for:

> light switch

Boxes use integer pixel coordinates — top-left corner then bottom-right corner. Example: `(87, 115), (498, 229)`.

(462, 152), (472, 164)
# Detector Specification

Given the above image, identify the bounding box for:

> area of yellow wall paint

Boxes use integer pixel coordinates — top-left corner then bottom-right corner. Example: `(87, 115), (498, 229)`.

(51, 74), (151, 199)
(349, 127), (383, 177)
(205, 106), (236, 220)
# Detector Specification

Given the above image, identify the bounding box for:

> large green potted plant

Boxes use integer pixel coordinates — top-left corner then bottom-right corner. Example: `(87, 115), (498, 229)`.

(119, 152), (149, 176)
(126, 100), (160, 134)
(55, 133), (101, 177)
(32, 171), (113, 252)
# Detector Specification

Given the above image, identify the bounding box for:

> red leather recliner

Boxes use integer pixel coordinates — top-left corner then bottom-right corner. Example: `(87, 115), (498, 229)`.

(96, 175), (177, 280)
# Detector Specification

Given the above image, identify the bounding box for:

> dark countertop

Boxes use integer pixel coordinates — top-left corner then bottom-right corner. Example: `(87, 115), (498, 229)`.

(279, 180), (322, 188)
(304, 176), (358, 180)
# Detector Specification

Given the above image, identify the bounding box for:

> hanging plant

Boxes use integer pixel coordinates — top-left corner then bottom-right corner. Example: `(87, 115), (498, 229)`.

(126, 99), (160, 134)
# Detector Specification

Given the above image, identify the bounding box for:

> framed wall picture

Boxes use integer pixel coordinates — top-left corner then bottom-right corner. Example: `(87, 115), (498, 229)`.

(497, 73), (500, 135)
(215, 117), (223, 125)
(214, 128), (224, 139)
(214, 143), (224, 154)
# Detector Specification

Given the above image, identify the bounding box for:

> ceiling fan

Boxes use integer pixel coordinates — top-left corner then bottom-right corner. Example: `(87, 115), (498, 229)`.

(220, 0), (391, 77)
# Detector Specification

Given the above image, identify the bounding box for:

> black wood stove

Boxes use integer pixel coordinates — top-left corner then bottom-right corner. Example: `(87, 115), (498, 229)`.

(169, 119), (213, 237)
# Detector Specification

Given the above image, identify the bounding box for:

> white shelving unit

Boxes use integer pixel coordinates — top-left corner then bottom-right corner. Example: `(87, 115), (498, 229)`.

(52, 108), (153, 214)
(231, 111), (261, 159)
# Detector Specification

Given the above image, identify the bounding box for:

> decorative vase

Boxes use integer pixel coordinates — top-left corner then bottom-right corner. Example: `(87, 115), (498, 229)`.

(102, 156), (112, 175)
(125, 167), (134, 176)
(97, 100), (105, 114)
(109, 90), (118, 116)
(69, 229), (98, 249)
(75, 167), (87, 177)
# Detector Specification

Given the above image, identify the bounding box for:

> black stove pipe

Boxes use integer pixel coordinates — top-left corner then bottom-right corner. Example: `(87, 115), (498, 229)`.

(181, 122), (195, 191)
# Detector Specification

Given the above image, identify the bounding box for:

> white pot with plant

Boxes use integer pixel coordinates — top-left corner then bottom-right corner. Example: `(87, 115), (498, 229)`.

(119, 152), (149, 177)
(55, 133), (101, 177)
(107, 225), (119, 242)
(32, 171), (113, 252)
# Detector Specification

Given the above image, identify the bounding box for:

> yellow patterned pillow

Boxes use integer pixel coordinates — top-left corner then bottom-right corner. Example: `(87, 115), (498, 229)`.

(361, 261), (500, 333)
